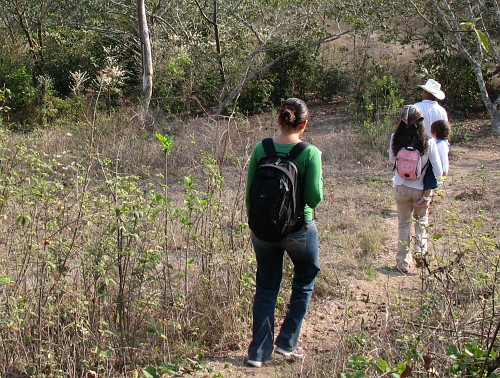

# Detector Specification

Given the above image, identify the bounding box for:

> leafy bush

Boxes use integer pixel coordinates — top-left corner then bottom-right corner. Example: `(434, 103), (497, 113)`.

(41, 29), (108, 97)
(266, 41), (323, 104)
(350, 73), (405, 151)
(237, 77), (275, 115)
(448, 342), (499, 377)
(0, 62), (36, 119)
(450, 121), (472, 143)
(235, 44), (351, 115)
(0, 86), (10, 125)
(318, 66), (351, 101)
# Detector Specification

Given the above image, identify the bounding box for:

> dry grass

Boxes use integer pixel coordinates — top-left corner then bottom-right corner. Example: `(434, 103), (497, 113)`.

(0, 104), (498, 377)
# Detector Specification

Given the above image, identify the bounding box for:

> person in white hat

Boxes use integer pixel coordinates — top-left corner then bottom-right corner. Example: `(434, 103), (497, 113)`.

(413, 79), (449, 209)
(414, 79), (448, 137)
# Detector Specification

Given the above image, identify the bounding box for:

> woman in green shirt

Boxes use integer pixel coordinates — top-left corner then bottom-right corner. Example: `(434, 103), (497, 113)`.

(245, 98), (323, 367)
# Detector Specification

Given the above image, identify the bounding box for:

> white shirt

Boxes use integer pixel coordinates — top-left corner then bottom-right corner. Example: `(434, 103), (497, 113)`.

(436, 139), (450, 174)
(389, 134), (443, 190)
(414, 100), (448, 136)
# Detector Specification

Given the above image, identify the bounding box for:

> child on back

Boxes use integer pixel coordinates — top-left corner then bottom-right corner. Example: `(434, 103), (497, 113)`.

(414, 120), (451, 207)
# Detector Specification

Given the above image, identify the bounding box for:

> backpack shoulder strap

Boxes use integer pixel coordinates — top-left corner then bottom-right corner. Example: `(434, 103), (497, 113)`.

(288, 141), (310, 160)
(262, 138), (276, 157)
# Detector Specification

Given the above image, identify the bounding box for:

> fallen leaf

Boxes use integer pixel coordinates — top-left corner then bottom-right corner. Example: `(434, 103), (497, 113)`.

(401, 365), (413, 377)
(423, 354), (433, 370)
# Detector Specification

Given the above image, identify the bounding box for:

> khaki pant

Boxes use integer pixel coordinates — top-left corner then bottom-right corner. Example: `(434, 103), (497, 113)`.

(394, 185), (428, 270)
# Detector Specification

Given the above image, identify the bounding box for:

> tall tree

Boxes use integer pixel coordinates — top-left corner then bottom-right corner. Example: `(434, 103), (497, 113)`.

(137, 0), (153, 113)
(406, 0), (500, 133)
(0, 0), (59, 74)
(211, 0), (357, 114)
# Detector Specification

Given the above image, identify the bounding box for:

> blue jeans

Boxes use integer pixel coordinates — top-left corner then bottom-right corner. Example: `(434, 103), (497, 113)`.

(247, 220), (320, 362)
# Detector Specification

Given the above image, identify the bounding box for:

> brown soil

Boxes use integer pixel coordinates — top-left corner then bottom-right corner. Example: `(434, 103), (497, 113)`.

(195, 102), (500, 377)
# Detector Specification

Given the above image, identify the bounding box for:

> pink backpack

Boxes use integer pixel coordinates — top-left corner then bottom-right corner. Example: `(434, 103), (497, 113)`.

(395, 147), (427, 180)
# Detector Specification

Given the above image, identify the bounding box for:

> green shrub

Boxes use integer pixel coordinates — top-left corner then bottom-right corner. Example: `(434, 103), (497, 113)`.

(237, 77), (274, 115)
(266, 41), (323, 104)
(351, 73), (405, 151)
(0, 63), (36, 117)
(318, 66), (351, 101)
(450, 121), (472, 143)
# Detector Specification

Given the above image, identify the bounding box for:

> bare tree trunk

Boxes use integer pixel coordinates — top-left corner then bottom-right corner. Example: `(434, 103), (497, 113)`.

(491, 109), (500, 134)
(212, 0), (225, 83)
(470, 61), (500, 134)
(423, 0), (500, 134)
(194, 0), (225, 84)
(137, 0), (153, 114)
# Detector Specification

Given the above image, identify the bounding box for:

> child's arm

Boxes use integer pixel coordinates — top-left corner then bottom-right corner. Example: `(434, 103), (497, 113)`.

(436, 139), (450, 175)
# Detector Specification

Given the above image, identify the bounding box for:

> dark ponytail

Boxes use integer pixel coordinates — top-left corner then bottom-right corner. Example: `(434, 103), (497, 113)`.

(392, 105), (428, 155)
(392, 119), (428, 155)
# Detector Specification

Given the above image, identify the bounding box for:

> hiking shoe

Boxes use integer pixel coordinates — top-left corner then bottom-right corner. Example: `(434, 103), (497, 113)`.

(275, 346), (305, 359)
(246, 359), (264, 368)
(394, 265), (409, 274)
(414, 196), (431, 208)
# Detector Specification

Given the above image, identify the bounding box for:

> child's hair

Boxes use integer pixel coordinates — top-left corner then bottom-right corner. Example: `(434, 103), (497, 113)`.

(431, 120), (451, 140)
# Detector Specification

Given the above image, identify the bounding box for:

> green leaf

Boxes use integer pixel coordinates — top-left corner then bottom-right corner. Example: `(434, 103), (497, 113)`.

(155, 132), (166, 144)
(377, 359), (389, 372)
(432, 233), (442, 240)
(474, 29), (492, 53)
(142, 367), (159, 378)
(460, 20), (492, 53)
(157, 361), (179, 374)
(0, 276), (12, 285)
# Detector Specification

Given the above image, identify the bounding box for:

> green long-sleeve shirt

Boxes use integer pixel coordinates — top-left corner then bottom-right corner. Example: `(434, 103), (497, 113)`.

(246, 140), (323, 221)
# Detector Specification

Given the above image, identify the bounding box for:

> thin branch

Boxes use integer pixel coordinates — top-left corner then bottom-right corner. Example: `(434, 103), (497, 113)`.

(220, 4), (263, 44)
(193, 0), (214, 25)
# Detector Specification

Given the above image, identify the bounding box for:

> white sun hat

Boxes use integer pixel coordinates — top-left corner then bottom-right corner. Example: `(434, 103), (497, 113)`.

(418, 79), (445, 100)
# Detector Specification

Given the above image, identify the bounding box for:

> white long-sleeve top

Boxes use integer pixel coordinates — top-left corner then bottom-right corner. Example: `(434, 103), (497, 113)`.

(389, 134), (443, 190)
(414, 100), (448, 137)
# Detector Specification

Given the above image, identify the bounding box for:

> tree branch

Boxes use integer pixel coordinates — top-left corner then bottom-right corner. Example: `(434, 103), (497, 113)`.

(216, 29), (354, 115)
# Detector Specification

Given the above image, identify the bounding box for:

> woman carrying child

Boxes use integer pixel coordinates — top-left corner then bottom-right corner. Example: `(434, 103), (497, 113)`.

(389, 105), (443, 273)
(416, 120), (452, 207)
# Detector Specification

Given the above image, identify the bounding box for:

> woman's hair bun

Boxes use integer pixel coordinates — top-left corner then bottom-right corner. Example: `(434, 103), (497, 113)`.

(281, 108), (296, 125)
(279, 98), (308, 128)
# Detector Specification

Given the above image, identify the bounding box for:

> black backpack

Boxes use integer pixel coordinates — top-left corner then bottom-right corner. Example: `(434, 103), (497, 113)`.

(248, 138), (310, 242)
